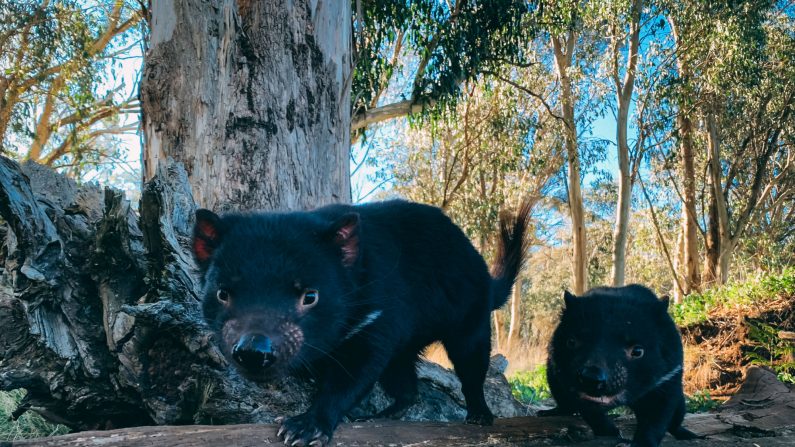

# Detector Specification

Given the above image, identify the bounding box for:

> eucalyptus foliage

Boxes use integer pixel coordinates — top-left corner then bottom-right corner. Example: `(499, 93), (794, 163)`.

(0, 0), (141, 176)
(352, 0), (537, 124)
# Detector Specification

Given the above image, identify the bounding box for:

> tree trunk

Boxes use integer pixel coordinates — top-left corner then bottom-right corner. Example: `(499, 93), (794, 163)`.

(703, 190), (721, 287)
(670, 19), (700, 294)
(506, 274), (522, 348)
(611, 112), (632, 287)
(672, 229), (685, 303)
(493, 312), (503, 351)
(609, 0), (642, 287)
(141, 0), (351, 211)
(703, 105), (731, 286)
(552, 32), (588, 295)
(679, 117), (701, 293)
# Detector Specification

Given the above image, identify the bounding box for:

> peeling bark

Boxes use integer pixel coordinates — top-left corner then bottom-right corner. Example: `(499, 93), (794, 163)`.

(141, 0), (351, 211)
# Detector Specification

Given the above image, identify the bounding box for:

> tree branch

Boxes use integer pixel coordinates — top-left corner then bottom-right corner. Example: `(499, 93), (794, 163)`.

(638, 173), (685, 298)
(482, 71), (564, 122)
(350, 99), (433, 131)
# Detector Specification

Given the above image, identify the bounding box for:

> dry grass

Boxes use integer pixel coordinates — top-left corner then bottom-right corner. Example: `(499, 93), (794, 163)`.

(421, 338), (549, 376)
(0, 390), (69, 441)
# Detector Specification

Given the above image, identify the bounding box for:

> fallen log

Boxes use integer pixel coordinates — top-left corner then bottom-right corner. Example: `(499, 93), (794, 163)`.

(7, 366), (795, 447)
(0, 157), (527, 431)
(5, 416), (594, 447)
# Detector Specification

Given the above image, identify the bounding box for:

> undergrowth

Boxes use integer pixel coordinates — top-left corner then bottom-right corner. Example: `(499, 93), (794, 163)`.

(672, 267), (795, 326)
(0, 390), (69, 441)
(745, 319), (795, 385)
(508, 365), (551, 405)
(673, 268), (795, 385)
(685, 389), (722, 412)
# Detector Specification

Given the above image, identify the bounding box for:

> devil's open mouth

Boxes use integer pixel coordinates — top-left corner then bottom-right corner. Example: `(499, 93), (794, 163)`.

(578, 391), (625, 406)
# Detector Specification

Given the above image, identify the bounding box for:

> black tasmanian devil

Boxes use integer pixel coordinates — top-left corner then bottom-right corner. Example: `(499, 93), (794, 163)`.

(541, 285), (702, 447)
(193, 199), (531, 446)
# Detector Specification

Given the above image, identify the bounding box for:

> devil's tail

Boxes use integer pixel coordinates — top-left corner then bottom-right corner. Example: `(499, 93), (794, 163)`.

(490, 198), (533, 310)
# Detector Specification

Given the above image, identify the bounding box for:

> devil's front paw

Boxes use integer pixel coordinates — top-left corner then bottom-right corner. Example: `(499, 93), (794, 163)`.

(276, 413), (332, 447)
(465, 410), (494, 426)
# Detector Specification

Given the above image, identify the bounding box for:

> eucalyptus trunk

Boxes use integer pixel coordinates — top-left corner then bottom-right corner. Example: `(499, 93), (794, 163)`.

(670, 18), (700, 294)
(553, 31), (587, 295)
(703, 106), (731, 286)
(141, 0), (351, 211)
(506, 274), (522, 347)
(609, 0), (642, 287)
(678, 113), (701, 292)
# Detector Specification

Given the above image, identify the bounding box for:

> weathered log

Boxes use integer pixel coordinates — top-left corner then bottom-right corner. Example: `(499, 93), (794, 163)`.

(6, 367), (795, 447)
(0, 157), (528, 432)
(4, 416), (595, 447)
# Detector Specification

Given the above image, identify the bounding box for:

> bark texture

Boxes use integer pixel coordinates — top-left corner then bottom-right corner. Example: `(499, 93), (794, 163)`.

(0, 157), (527, 431)
(141, 0), (351, 211)
(678, 114), (701, 293)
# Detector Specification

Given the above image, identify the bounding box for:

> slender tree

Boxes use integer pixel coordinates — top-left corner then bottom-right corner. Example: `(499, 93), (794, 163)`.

(608, 0), (643, 286)
(552, 29), (588, 294)
(668, 14), (701, 296)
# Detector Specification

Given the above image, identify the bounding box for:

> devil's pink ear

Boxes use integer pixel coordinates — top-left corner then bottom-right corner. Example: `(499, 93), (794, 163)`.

(193, 209), (223, 267)
(331, 213), (359, 266)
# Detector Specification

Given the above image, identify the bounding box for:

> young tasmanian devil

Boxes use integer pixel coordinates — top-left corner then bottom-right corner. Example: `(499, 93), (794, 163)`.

(541, 285), (701, 447)
(193, 199), (531, 446)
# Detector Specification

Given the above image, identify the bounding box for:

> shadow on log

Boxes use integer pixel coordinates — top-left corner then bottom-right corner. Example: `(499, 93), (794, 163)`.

(0, 157), (528, 431)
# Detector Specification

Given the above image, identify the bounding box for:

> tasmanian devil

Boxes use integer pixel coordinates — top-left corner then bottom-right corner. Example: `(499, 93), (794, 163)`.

(193, 199), (531, 446)
(541, 285), (701, 447)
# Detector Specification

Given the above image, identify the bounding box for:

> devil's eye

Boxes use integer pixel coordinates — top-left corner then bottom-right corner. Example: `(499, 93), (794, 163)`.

(566, 337), (579, 349)
(302, 289), (319, 307)
(216, 289), (230, 303)
(628, 345), (645, 359)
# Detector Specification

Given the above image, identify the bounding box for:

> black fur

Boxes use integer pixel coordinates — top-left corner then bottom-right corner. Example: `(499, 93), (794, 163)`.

(541, 285), (702, 447)
(194, 199), (531, 446)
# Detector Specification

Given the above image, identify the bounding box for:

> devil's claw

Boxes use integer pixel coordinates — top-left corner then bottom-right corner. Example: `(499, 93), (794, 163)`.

(277, 413), (332, 447)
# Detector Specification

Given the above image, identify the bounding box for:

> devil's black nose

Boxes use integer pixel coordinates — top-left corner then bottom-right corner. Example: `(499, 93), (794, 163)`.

(232, 334), (277, 371)
(578, 365), (609, 391)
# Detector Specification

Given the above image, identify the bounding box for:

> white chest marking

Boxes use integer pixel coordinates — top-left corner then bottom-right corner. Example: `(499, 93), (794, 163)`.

(654, 364), (683, 388)
(342, 310), (383, 341)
